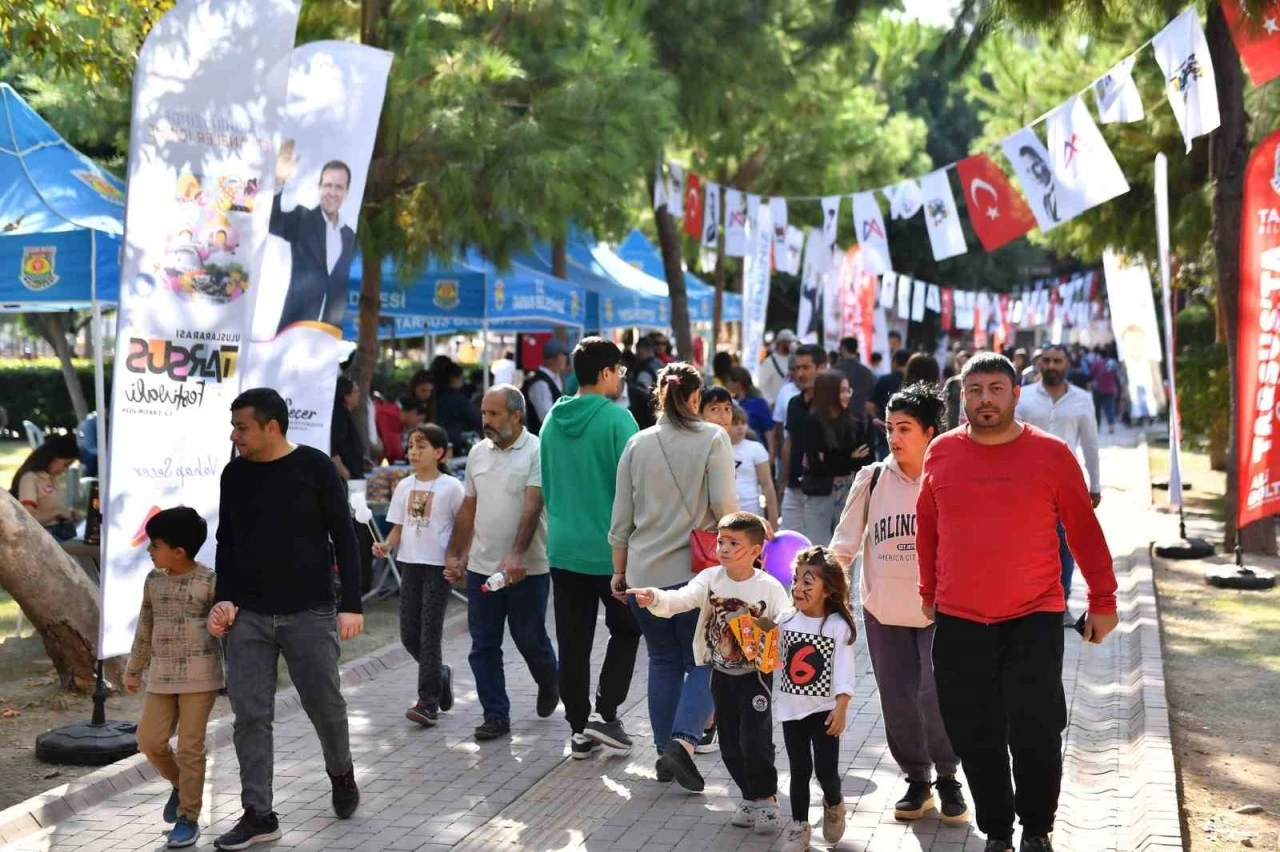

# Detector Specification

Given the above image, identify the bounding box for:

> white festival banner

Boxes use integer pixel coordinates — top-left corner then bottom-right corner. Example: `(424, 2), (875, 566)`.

(724, 188), (748, 257)
(919, 169), (967, 261)
(101, 0), (301, 658)
(821, 195), (841, 255)
(241, 42), (393, 455)
(797, 228), (824, 342)
(1002, 127), (1061, 232)
(878, 271), (896, 309)
(743, 205), (772, 387)
(702, 181), (721, 249)
(666, 163), (685, 220)
(1153, 8), (1220, 153)
(784, 225), (805, 276)
(853, 191), (891, 275)
(769, 197), (788, 258)
(1045, 96), (1131, 225)
(1093, 54), (1145, 124)
(884, 178), (924, 220)
(823, 246), (842, 352)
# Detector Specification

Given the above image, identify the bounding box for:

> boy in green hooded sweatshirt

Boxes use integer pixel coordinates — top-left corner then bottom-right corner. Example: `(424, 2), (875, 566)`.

(540, 337), (644, 759)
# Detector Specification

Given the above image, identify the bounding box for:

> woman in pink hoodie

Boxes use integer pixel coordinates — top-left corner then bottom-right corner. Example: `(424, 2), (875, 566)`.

(830, 383), (970, 826)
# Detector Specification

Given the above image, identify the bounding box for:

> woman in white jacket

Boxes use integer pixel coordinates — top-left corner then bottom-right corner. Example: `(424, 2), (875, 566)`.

(830, 383), (970, 826)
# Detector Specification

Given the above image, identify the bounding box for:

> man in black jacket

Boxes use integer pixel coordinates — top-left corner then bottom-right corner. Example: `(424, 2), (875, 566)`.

(269, 139), (356, 332)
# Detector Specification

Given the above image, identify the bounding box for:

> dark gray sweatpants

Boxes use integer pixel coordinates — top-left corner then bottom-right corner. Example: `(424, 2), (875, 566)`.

(864, 609), (959, 782)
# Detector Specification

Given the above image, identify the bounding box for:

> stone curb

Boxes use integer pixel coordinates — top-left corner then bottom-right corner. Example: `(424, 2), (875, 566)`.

(0, 602), (469, 847)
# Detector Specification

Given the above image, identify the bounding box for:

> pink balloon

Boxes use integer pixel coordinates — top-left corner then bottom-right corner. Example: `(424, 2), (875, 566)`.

(762, 530), (812, 588)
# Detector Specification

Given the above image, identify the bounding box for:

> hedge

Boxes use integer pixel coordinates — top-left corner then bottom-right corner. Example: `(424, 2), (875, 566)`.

(0, 362), (110, 431)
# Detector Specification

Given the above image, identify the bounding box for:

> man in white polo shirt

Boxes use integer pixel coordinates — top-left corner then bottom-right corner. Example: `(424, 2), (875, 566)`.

(447, 384), (559, 742)
(1015, 344), (1102, 627)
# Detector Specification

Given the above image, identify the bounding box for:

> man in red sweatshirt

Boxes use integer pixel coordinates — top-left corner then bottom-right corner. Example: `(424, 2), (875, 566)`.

(916, 352), (1118, 852)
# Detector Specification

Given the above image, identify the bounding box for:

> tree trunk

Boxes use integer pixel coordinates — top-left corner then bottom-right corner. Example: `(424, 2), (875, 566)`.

(655, 206), (693, 360)
(0, 491), (123, 691)
(1208, 1), (1277, 554)
(32, 313), (90, 423)
(551, 236), (570, 345)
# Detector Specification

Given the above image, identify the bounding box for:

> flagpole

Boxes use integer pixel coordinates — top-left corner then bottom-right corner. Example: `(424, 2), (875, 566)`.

(1152, 153), (1214, 561)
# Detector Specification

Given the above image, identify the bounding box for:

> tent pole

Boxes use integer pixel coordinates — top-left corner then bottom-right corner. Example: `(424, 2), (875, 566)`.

(482, 319), (490, 392)
(90, 230), (108, 521)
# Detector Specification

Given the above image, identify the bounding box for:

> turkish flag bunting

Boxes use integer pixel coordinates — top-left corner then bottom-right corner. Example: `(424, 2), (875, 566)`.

(940, 287), (954, 331)
(955, 153), (1037, 252)
(1223, 1), (1280, 87)
(682, 172), (704, 239)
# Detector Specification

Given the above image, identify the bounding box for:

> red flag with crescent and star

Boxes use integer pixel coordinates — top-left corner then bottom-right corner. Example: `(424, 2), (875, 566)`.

(682, 172), (704, 238)
(955, 153), (1037, 252)
(1223, 0), (1280, 87)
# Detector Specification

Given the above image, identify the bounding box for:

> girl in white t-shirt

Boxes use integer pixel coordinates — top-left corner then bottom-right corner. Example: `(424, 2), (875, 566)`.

(775, 546), (856, 852)
(730, 405), (779, 530)
(373, 424), (465, 728)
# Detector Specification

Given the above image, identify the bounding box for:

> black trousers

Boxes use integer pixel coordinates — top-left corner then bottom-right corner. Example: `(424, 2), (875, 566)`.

(932, 610), (1066, 842)
(398, 562), (451, 710)
(782, 711), (843, 821)
(711, 670), (777, 801)
(550, 568), (642, 734)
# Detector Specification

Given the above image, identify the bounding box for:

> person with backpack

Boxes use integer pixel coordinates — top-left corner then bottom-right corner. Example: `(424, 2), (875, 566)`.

(830, 383), (970, 828)
(522, 339), (569, 435)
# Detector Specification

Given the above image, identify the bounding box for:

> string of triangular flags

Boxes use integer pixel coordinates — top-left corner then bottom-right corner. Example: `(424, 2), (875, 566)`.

(654, 5), (1277, 278)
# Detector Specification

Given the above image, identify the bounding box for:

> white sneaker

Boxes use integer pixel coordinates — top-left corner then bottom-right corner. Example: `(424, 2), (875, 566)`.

(730, 801), (756, 827)
(753, 803), (782, 835)
(780, 819), (812, 852)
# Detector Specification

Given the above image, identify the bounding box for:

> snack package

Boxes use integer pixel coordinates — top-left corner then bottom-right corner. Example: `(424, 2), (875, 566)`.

(730, 614), (780, 673)
(729, 613), (760, 661)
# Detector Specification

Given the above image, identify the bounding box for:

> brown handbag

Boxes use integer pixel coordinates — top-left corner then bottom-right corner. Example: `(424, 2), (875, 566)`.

(656, 435), (720, 573)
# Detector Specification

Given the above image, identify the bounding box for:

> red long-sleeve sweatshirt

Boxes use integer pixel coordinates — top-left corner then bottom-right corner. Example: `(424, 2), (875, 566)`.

(916, 424), (1117, 624)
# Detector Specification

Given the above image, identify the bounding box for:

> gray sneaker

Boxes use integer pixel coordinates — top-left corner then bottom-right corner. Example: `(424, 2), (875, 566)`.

(583, 716), (632, 751)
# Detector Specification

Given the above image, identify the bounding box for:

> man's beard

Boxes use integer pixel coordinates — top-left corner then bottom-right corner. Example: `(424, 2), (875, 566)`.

(484, 424), (513, 443)
(1041, 369), (1064, 386)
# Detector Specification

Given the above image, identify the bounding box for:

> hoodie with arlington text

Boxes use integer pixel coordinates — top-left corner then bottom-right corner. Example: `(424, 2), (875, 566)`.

(539, 393), (638, 574)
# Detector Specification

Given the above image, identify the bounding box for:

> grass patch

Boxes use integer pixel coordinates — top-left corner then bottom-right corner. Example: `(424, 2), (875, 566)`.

(0, 590), (29, 639)
(0, 440), (29, 488)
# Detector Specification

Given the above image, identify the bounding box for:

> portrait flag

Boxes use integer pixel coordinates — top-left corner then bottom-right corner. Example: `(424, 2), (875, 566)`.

(724, 188), (748, 257)
(1045, 96), (1130, 225)
(823, 245), (843, 352)
(883, 178), (924, 220)
(797, 228), (824, 342)
(667, 162), (686, 220)
(821, 195), (842, 255)
(910, 277), (927, 322)
(878, 271), (896, 309)
(682, 171), (703, 238)
(784, 225), (805, 276)
(1092, 54), (1145, 124)
(770, 197), (789, 257)
(919, 169), (967, 261)
(1153, 8), (1220, 153)
(653, 162), (668, 211)
(852, 191), (891, 275)
(925, 282), (942, 315)
(102, 0), (302, 659)
(1223, 0), (1280, 87)
(702, 180), (721, 250)
(241, 41), (393, 455)
(956, 152), (1035, 251)
(1237, 129), (1280, 527)
(895, 273), (912, 320)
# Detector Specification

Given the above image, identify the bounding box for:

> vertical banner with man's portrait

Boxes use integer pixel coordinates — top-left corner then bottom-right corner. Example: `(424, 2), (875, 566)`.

(240, 42), (393, 454)
(101, 0), (301, 659)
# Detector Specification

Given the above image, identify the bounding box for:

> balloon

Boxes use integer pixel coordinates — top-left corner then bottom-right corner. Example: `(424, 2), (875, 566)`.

(762, 530), (811, 587)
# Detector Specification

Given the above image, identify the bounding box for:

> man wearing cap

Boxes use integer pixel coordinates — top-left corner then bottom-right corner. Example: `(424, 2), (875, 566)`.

(757, 330), (795, 407)
(522, 339), (569, 435)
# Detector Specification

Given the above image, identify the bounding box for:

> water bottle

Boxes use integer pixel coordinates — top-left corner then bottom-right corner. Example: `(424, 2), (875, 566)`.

(481, 571), (507, 593)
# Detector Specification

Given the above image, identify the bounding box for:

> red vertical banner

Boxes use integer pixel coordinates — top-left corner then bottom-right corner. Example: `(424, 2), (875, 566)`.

(1238, 129), (1280, 528)
(940, 287), (954, 331)
(682, 172), (704, 238)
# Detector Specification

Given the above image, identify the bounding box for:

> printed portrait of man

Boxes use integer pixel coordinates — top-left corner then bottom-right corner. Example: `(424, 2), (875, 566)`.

(1018, 144), (1059, 224)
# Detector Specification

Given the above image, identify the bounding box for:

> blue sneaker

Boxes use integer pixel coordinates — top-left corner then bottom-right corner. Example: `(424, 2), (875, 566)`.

(162, 787), (180, 824)
(168, 818), (200, 848)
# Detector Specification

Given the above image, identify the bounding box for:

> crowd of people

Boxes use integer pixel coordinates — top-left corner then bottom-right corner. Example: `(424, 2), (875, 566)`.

(104, 326), (1126, 852)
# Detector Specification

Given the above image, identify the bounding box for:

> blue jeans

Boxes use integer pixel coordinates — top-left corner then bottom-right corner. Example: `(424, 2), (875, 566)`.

(1094, 392), (1117, 429)
(466, 571), (558, 725)
(629, 588), (715, 752)
(1057, 522), (1075, 601)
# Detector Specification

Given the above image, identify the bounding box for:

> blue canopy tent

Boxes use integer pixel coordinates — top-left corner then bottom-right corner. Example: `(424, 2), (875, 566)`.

(0, 83), (126, 477)
(611, 228), (744, 323)
(516, 242), (669, 331)
(340, 254), (486, 340)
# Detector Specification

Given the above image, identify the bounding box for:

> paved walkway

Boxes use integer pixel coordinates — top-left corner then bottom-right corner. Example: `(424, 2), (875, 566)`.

(0, 430), (1179, 852)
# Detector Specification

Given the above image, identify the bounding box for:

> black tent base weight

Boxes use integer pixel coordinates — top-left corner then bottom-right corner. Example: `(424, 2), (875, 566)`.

(35, 661), (137, 766)
(1154, 537), (1216, 560)
(1203, 546), (1277, 591)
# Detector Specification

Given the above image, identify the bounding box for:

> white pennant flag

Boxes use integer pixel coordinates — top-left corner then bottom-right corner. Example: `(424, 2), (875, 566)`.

(821, 195), (841, 254)
(955, 291), (974, 329)
(798, 228), (825, 342)
(896, 273), (912, 320)
(667, 163), (685, 220)
(1153, 8), (1220, 153)
(925, 283), (942, 314)
(784, 226), (805, 276)
(724, 188), (748, 257)
(911, 279), (927, 322)
(1045, 96), (1130, 224)
(1002, 127), (1061, 232)
(853, 191), (892, 274)
(700, 246), (717, 274)
(769, 197), (788, 256)
(702, 181), (721, 249)
(879, 271), (896, 309)
(654, 163), (669, 211)
(1092, 55), (1145, 124)
(1012, 296), (1025, 326)
(919, 169), (967, 261)
(883, 178), (924, 220)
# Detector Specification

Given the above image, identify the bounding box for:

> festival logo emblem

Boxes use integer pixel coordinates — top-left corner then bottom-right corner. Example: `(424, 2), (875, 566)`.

(862, 218), (885, 241)
(73, 169), (125, 206)
(926, 198), (949, 227)
(1169, 53), (1204, 104)
(570, 290), (580, 318)
(19, 246), (58, 291)
(161, 173), (256, 304)
(658, 301), (668, 323)
(604, 297), (614, 324)
(433, 278), (460, 310)
(493, 279), (506, 311)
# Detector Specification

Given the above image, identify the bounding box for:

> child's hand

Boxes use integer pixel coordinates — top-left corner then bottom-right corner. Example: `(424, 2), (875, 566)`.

(626, 588), (656, 608)
(123, 674), (141, 694)
(444, 556), (464, 583)
(825, 705), (848, 737)
(207, 601), (239, 638)
(372, 542), (390, 559)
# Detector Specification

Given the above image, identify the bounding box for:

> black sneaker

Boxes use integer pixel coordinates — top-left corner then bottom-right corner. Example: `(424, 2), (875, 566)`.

(893, 780), (934, 820)
(406, 702), (438, 727)
(695, 723), (718, 754)
(162, 786), (179, 824)
(474, 717), (511, 741)
(1019, 836), (1054, 852)
(655, 757), (673, 783)
(985, 839), (1014, 852)
(660, 740), (705, 792)
(570, 733), (602, 759)
(439, 664), (454, 713)
(536, 681), (560, 718)
(329, 767), (359, 819)
(583, 717), (632, 751)
(935, 777), (970, 825)
(213, 810), (281, 850)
